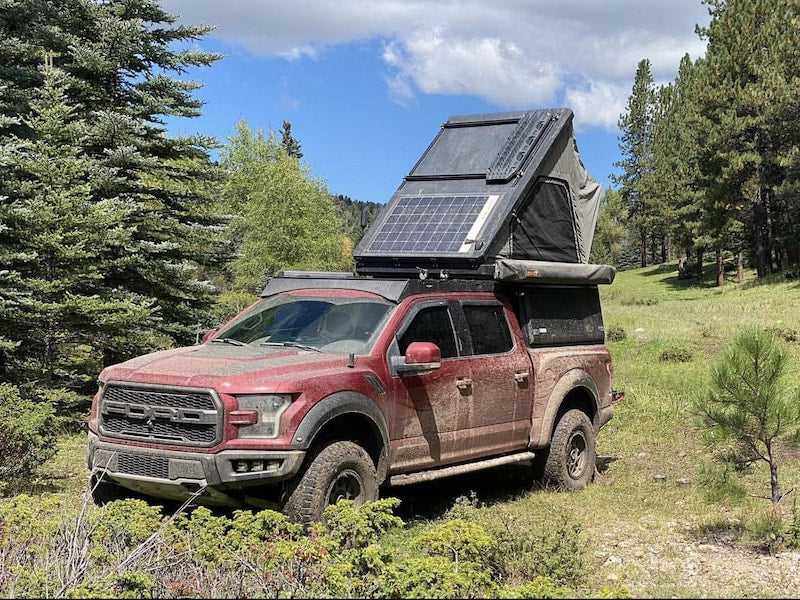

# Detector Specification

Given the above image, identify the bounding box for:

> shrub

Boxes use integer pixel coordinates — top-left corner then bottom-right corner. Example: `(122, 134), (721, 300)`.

(606, 325), (627, 342)
(659, 345), (693, 362)
(0, 383), (57, 493)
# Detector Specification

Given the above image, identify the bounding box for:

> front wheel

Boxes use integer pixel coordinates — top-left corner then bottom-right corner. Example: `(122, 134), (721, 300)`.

(543, 409), (596, 490)
(282, 440), (378, 525)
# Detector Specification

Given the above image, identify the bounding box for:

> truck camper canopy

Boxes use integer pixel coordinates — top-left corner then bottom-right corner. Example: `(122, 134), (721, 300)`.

(353, 108), (606, 281)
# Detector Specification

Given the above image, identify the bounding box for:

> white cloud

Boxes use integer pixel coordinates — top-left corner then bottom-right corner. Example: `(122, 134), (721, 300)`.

(162, 0), (709, 130)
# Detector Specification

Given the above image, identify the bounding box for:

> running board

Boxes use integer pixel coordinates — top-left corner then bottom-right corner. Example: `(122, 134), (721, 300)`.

(388, 451), (536, 487)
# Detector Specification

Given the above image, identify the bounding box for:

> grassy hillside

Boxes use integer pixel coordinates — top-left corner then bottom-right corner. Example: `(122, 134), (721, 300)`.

(8, 262), (800, 598)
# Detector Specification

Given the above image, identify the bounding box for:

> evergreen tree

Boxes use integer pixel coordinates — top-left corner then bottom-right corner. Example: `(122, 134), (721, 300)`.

(695, 0), (800, 277)
(1, 68), (154, 402)
(0, 0), (228, 379)
(614, 59), (657, 268)
(280, 120), (303, 159)
(589, 189), (629, 267)
(651, 54), (708, 278)
(222, 120), (351, 294)
(696, 328), (800, 509)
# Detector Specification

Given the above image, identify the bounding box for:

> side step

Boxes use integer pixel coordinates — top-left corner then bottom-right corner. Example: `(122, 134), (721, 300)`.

(388, 451), (536, 487)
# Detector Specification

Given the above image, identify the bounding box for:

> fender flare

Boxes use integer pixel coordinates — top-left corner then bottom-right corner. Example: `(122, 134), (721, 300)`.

(533, 369), (599, 448)
(290, 391), (390, 478)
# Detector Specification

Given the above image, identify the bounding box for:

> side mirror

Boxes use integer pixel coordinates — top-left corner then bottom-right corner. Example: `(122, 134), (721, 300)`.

(201, 329), (218, 344)
(392, 341), (441, 375)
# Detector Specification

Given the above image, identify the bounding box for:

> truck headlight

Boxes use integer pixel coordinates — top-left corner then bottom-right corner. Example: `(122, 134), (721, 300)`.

(234, 394), (292, 439)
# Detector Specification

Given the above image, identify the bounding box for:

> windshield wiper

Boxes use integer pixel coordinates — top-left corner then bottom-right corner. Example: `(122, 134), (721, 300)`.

(211, 337), (249, 347)
(260, 341), (321, 353)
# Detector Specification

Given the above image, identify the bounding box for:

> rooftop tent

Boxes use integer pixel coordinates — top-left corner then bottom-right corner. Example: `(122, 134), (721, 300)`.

(353, 108), (603, 279)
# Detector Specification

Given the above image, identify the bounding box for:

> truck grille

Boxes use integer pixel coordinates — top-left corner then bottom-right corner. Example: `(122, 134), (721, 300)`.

(117, 454), (170, 479)
(99, 384), (222, 447)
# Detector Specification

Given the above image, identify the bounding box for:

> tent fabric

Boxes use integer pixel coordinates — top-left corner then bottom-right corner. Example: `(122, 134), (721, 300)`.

(353, 108), (609, 277)
(494, 259), (616, 285)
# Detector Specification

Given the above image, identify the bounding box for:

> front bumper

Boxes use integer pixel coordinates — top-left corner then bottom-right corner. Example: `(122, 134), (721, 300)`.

(88, 432), (305, 506)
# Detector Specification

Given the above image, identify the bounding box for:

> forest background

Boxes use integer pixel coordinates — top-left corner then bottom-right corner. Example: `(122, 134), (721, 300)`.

(2, 1), (800, 597)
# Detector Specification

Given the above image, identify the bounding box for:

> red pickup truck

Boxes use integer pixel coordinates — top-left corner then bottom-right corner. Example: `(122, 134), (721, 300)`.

(87, 108), (623, 523)
(88, 266), (621, 524)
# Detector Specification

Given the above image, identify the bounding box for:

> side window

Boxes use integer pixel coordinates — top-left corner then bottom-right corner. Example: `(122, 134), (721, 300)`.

(463, 304), (513, 355)
(398, 306), (458, 359)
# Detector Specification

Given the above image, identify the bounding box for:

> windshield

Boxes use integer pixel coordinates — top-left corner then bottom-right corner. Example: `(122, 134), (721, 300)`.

(212, 293), (394, 355)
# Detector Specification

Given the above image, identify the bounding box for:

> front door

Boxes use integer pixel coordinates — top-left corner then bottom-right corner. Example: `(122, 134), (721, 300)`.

(388, 301), (473, 473)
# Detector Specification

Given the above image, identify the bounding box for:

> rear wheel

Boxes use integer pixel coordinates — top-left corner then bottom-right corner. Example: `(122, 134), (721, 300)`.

(282, 440), (378, 525)
(543, 409), (595, 490)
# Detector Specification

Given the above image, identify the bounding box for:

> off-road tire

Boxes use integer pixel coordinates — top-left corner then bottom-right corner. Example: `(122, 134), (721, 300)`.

(282, 440), (378, 525)
(543, 409), (595, 490)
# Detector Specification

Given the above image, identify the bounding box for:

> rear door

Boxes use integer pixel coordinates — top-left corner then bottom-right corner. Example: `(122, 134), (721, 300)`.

(457, 299), (532, 457)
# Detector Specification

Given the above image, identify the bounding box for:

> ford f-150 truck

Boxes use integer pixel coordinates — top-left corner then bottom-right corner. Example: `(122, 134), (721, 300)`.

(87, 108), (623, 524)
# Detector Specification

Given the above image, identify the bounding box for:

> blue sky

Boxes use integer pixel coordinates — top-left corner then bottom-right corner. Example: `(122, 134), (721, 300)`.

(162, 0), (711, 205)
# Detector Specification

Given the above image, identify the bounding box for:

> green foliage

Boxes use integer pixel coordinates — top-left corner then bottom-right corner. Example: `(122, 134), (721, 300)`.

(695, 327), (800, 506)
(0, 384), (57, 492)
(614, 58), (657, 268)
(498, 576), (571, 599)
(659, 345), (693, 363)
(0, 0), (228, 397)
(333, 193), (384, 246)
(221, 120), (352, 293)
(606, 325), (627, 342)
(590, 189), (630, 268)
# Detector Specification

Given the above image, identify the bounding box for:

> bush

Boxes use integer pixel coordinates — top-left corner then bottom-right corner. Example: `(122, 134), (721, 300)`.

(606, 325), (627, 342)
(0, 384), (57, 493)
(659, 345), (693, 362)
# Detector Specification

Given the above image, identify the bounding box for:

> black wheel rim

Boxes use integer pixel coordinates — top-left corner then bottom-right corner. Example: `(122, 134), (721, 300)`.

(566, 431), (587, 479)
(327, 468), (363, 505)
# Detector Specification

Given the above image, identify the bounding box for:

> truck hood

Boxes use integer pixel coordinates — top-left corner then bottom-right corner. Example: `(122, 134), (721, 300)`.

(99, 343), (354, 390)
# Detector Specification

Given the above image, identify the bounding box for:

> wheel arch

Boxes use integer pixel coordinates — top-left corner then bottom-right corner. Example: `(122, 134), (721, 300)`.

(533, 369), (599, 448)
(291, 391), (390, 483)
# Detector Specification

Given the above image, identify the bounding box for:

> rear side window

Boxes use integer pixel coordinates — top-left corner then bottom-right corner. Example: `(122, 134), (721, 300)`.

(398, 306), (458, 359)
(463, 304), (513, 355)
(519, 286), (605, 347)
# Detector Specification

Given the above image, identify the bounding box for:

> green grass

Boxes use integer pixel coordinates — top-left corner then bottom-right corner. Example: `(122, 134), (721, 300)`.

(9, 262), (800, 598)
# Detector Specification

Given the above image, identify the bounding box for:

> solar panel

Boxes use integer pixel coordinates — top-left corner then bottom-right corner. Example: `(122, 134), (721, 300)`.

(365, 194), (499, 255)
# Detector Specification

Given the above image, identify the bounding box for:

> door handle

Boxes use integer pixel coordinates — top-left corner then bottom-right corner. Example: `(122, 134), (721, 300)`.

(514, 371), (529, 383)
(456, 377), (473, 390)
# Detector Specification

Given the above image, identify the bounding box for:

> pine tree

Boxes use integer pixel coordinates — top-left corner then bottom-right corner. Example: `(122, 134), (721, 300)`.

(2, 67), (154, 401)
(0, 0), (228, 375)
(695, 0), (800, 277)
(651, 54), (709, 279)
(614, 59), (656, 268)
(280, 120), (303, 159)
(696, 328), (800, 509)
(589, 189), (629, 267)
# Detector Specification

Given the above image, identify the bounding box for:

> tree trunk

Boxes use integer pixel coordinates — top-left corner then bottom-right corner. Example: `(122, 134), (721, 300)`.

(767, 445), (782, 511)
(640, 229), (647, 268)
(764, 188), (780, 274)
(754, 188), (768, 278)
(736, 251), (744, 284)
(696, 247), (704, 280)
(715, 248), (724, 287)
(650, 231), (657, 265)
